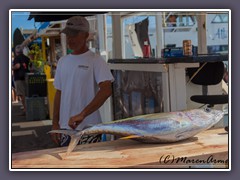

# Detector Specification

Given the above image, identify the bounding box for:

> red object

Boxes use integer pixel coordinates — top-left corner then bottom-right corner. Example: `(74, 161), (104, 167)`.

(143, 40), (151, 58)
(22, 63), (27, 69)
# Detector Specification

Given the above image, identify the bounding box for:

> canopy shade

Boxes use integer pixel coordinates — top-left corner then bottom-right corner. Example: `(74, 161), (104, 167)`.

(28, 11), (108, 22)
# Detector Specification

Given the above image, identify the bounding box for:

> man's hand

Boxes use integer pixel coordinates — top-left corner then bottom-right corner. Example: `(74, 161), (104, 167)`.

(68, 113), (85, 129)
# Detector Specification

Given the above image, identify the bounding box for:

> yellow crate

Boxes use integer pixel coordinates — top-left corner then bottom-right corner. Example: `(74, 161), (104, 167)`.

(47, 79), (56, 120)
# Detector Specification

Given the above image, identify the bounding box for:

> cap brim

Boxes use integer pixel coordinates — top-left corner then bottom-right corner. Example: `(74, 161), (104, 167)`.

(61, 28), (80, 36)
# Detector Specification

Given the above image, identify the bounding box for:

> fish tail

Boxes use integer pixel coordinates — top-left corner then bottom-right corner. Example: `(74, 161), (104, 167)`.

(48, 129), (84, 157)
(65, 133), (83, 157)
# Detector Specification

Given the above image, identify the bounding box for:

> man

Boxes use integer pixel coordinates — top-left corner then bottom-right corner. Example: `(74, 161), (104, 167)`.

(166, 15), (177, 32)
(12, 45), (30, 115)
(51, 16), (114, 147)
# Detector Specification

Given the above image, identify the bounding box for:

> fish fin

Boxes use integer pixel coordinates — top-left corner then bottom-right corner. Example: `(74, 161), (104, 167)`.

(48, 129), (78, 136)
(120, 134), (143, 140)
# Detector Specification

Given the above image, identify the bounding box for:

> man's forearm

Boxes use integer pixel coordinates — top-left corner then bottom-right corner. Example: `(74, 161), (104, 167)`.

(80, 81), (112, 118)
(52, 90), (61, 126)
(51, 89), (61, 144)
(12, 63), (20, 70)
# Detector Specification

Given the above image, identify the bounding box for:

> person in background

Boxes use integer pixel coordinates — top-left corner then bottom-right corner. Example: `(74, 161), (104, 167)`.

(12, 45), (30, 115)
(51, 16), (114, 147)
(166, 15), (177, 32)
(12, 78), (18, 103)
(12, 51), (18, 103)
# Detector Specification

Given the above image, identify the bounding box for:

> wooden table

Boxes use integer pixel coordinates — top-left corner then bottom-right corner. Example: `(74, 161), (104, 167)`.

(12, 128), (228, 169)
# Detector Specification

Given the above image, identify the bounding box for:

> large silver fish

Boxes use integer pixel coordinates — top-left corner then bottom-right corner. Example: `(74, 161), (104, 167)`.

(49, 108), (223, 156)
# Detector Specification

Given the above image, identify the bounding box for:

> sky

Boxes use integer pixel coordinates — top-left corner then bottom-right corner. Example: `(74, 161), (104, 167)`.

(11, 11), (155, 38)
(11, 11), (42, 38)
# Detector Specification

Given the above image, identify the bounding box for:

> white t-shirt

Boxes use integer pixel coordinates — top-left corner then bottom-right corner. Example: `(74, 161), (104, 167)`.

(54, 50), (114, 130)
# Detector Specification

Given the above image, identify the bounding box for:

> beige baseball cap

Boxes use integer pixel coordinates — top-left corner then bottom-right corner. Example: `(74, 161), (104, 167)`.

(61, 16), (89, 36)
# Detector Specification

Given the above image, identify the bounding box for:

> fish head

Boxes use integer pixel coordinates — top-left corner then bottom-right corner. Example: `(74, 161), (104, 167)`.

(185, 107), (224, 128)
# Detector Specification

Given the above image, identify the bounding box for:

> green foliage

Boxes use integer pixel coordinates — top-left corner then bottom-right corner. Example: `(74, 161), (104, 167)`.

(28, 44), (44, 73)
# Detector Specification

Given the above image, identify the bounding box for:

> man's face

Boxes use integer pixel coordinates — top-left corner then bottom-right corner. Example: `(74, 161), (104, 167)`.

(15, 51), (21, 56)
(66, 32), (89, 52)
(169, 15), (176, 22)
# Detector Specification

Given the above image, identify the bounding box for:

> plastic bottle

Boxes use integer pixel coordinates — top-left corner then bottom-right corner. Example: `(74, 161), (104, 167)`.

(143, 39), (151, 58)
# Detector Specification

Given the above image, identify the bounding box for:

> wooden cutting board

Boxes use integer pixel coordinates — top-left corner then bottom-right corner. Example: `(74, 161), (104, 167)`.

(11, 128), (228, 169)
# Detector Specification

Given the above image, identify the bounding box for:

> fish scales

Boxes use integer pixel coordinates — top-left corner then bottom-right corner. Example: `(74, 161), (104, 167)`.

(83, 118), (181, 139)
(49, 108), (224, 156)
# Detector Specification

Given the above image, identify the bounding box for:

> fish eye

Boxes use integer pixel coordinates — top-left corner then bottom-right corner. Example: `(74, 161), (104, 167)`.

(204, 107), (211, 113)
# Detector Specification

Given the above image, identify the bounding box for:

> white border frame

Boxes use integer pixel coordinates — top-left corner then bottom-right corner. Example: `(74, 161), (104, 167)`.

(9, 9), (231, 172)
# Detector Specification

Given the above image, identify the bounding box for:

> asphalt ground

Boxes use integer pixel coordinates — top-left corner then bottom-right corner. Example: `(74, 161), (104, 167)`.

(11, 102), (58, 153)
